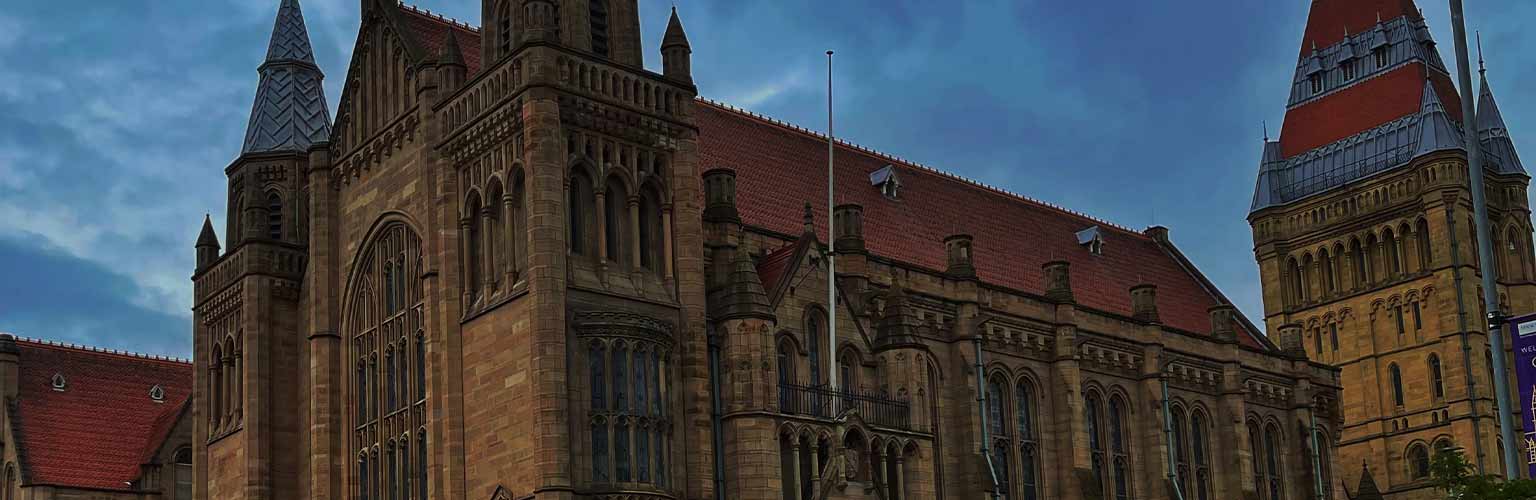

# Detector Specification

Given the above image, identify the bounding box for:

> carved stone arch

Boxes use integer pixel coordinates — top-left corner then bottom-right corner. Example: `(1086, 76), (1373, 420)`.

(984, 361), (1013, 381)
(490, 485), (512, 500)
(568, 156), (601, 185)
(639, 174), (672, 201)
(777, 422), (800, 439)
(775, 329), (806, 355)
(340, 212), (427, 323)
(1081, 380), (1108, 401)
(602, 165), (637, 196)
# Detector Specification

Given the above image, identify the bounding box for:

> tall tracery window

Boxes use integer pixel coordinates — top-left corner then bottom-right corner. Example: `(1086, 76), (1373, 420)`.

(603, 178), (628, 266)
(582, 312), (673, 489)
(507, 171), (527, 284)
(1351, 238), (1367, 287)
(1385, 228), (1402, 276)
(1417, 219), (1433, 271)
(1015, 379), (1039, 500)
(496, 0), (514, 57)
(462, 192), (484, 301)
(838, 350), (856, 392)
(639, 185), (664, 273)
(589, 0), (610, 57)
(1248, 422), (1264, 500)
(1264, 423), (1283, 500)
(804, 311), (824, 386)
(1191, 411), (1211, 500)
(1086, 393), (1105, 493)
(986, 376), (1006, 438)
(173, 447), (193, 500)
(1172, 407), (1189, 496)
(1108, 396), (1131, 500)
(777, 339), (794, 410)
(267, 192), (283, 240)
(349, 223), (427, 500)
(1389, 363), (1405, 408)
(1429, 355), (1444, 400)
(569, 170), (595, 257)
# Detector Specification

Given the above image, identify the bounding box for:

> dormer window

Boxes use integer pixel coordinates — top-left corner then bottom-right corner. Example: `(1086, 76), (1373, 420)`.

(1308, 73), (1323, 95)
(1341, 59), (1357, 80)
(50, 373), (66, 391)
(1076, 226), (1105, 256)
(150, 384), (166, 402)
(869, 165), (902, 200)
(1374, 47), (1389, 69)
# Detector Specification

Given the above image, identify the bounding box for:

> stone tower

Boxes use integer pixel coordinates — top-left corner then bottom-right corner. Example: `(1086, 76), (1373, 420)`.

(1249, 0), (1534, 496)
(190, 0), (330, 499)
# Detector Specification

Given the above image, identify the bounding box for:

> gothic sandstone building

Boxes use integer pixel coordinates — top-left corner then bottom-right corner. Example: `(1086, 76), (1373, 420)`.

(191, 1), (1343, 499)
(1249, 0), (1533, 498)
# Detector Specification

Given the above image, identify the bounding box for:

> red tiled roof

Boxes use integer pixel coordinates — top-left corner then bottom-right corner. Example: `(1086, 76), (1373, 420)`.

(697, 101), (1266, 348)
(756, 236), (812, 306)
(13, 339), (192, 491)
(1297, 0), (1420, 57)
(1279, 64), (1462, 157)
(397, 4), (483, 74)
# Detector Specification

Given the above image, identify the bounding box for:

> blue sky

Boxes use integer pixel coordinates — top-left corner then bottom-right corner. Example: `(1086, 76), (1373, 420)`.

(2, 0), (1534, 358)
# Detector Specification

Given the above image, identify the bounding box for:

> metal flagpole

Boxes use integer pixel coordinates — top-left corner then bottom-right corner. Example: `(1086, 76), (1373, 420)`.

(826, 50), (838, 393)
(1448, 0), (1518, 478)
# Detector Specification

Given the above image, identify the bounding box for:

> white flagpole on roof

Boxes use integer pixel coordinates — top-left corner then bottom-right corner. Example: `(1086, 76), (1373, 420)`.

(826, 50), (838, 393)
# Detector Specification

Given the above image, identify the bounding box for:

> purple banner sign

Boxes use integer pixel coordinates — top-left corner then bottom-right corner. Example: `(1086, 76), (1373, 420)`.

(1509, 312), (1536, 478)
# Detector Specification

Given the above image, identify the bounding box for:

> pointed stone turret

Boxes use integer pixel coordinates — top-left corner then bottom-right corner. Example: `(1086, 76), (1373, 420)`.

(196, 214), (221, 271)
(439, 29), (468, 91)
(242, 0), (332, 155)
(874, 286), (924, 351)
(661, 7), (693, 83)
(1477, 66), (1526, 174)
(711, 243), (774, 322)
(1415, 77), (1463, 157)
(1354, 463), (1383, 500)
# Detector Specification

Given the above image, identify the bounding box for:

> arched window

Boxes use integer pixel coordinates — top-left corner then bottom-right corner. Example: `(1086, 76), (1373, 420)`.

(638, 185), (665, 273)
(1108, 396), (1131, 500)
(1301, 254), (1315, 301)
(1350, 238), (1367, 287)
(210, 345), (224, 430)
(400, 438), (410, 500)
(804, 311), (823, 386)
(1191, 412), (1211, 500)
(1016, 380), (1039, 500)
(1321, 248), (1336, 294)
(1389, 363), (1405, 407)
(1385, 228), (1402, 276)
(603, 178), (628, 266)
(991, 442), (1010, 498)
(1086, 393), (1105, 490)
(173, 447), (193, 500)
(986, 376), (1006, 438)
(1248, 422), (1264, 499)
(1286, 258), (1304, 305)
(417, 431), (427, 500)
(1172, 407), (1189, 496)
(1429, 355), (1444, 400)
(1365, 234), (1380, 283)
(1409, 444), (1430, 479)
(1316, 432), (1334, 500)
(1416, 219), (1433, 271)
(349, 223), (425, 500)
(1264, 424), (1283, 499)
(496, 0), (514, 57)
(569, 171), (594, 256)
(589, 0), (610, 57)
(838, 350), (857, 392)
(484, 181), (505, 293)
(267, 192), (283, 240)
(463, 192), (483, 299)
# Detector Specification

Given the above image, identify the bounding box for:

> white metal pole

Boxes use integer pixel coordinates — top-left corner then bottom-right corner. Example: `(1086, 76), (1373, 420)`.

(1448, 0), (1518, 478)
(826, 50), (838, 393)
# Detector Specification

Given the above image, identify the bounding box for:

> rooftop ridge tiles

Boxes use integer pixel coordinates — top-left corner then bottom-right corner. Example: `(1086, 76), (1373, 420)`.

(695, 97), (1144, 237)
(1, 333), (192, 365)
(399, 2), (481, 32)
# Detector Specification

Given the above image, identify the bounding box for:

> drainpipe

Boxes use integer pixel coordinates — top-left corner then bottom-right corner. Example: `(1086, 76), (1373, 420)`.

(974, 338), (1001, 500)
(1161, 370), (1184, 500)
(1449, 208), (1489, 472)
(708, 330), (726, 500)
(1310, 408), (1325, 499)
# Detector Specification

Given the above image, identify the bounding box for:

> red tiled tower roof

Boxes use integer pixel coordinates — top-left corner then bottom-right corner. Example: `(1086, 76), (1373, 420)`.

(1277, 0), (1462, 158)
(1297, 0), (1420, 56)
(397, 4), (483, 74)
(697, 101), (1267, 348)
(12, 339), (192, 491)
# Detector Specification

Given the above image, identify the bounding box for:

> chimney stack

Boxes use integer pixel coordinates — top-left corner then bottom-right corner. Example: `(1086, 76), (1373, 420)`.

(1043, 260), (1073, 303)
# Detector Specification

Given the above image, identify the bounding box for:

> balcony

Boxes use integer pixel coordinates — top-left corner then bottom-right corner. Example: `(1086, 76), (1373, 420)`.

(777, 383), (912, 431)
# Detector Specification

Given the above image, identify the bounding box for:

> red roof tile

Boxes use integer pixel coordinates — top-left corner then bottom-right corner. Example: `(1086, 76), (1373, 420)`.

(697, 101), (1266, 348)
(1297, 0), (1421, 57)
(13, 339), (192, 491)
(397, 4), (483, 74)
(1279, 64), (1462, 158)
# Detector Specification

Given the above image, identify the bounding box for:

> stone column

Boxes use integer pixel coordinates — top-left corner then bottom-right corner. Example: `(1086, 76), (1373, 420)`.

(895, 456), (906, 500)
(595, 190), (609, 264)
(503, 194), (518, 285)
(810, 443), (822, 498)
(459, 217), (474, 304)
(662, 205), (676, 279)
(480, 206), (496, 294)
(791, 443), (804, 500)
(628, 197), (641, 268)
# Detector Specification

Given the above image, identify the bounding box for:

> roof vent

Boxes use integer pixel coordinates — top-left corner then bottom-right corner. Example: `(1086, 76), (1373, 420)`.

(1076, 226), (1105, 256)
(150, 384), (166, 402)
(50, 373), (66, 391)
(869, 165), (901, 200)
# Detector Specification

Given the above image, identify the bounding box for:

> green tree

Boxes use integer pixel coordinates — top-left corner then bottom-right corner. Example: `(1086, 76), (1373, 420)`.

(1431, 448), (1536, 499)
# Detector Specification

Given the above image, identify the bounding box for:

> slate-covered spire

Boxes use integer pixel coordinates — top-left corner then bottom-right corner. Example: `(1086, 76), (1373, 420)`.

(662, 7), (691, 50)
(711, 243), (774, 322)
(1477, 64), (1525, 174)
(1354, 463), (1383, 500)
(1415, 77), (1463, 157)
(241, 0), (332, 155)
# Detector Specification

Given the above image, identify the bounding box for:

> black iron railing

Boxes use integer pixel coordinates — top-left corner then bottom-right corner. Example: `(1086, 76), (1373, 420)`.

(778, 383), (912, 430)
